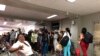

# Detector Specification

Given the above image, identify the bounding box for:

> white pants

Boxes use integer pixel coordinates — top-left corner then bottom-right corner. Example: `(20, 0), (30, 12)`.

(53, 39), (58, 51)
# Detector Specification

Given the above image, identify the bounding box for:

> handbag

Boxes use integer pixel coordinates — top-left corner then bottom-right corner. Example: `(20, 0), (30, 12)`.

(56, 43), (62, 51)
(60, 36), (69, 47)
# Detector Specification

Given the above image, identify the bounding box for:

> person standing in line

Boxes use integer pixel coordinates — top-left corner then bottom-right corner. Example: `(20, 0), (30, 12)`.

(41, 28), (49, 56)
(27, 30), (33, 45)
(49, 32), (54, 54)
(37, 29), (42, 53)
(15, 28), (22, 43)
(63, 28), (71, 56)
(53, 30), (59, 52)
(31, 30), (38, 51)
(10, 29), (16, 45)
(79, 28), (89, 56)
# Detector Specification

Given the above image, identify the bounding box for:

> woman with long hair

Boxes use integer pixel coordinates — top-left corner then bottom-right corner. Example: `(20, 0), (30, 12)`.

(79, 27), (89, 56)
(63, 28), (71, 56)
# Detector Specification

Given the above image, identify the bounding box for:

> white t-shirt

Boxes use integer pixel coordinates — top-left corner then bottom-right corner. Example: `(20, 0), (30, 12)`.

(54, 34), (58, 40)
(11, 41), (33, 56)
(63, 32), (71, 39)
(31, 33), (38, 43)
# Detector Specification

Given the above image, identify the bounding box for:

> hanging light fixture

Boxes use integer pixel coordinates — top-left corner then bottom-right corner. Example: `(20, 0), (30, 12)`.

(47, 14), (58, 19)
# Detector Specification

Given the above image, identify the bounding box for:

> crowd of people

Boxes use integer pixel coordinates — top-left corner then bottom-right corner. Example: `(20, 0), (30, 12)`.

(0, 27), (92, 56)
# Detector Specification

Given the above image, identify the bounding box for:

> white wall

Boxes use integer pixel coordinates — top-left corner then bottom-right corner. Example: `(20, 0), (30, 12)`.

(60, 19), (71, 31)
(81, 12), (100, 56)
(59, 12), (100, 56)
(81, 12), (100, 33)
(0, 16), (51, 34)
(60, 12), (100, 39)
(60, 18), (82, 48)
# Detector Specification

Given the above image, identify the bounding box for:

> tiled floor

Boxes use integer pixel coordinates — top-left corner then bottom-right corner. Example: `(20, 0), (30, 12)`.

(0, 52), (57, 56)
(0, 52), (15, 56)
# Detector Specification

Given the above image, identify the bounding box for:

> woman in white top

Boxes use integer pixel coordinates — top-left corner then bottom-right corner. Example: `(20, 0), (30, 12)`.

(9, 33), (34, 56)
(63, 28), (71, 56)
(53, 31), (59, 51)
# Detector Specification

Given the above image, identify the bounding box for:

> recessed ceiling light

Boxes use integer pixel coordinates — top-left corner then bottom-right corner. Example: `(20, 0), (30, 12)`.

(47, 14), (58, 19)
(67, 0), (76, 3)
(0, 4), (6, 11)
(3, 22), (7, 25)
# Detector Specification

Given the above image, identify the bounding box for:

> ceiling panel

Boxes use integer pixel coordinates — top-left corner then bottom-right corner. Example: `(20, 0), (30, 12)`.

(0, 5), (67, 21)
(19, 0), (100, 15)
(0, 0), (75, 21)
(1, 0), (94, 21)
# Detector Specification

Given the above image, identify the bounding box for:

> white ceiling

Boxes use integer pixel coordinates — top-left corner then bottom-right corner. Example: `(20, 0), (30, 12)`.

(20, 0), (100, 15)
(0, 0), (68, 21)
(0, 5), (54, 20)
(0, 0), (100, 21)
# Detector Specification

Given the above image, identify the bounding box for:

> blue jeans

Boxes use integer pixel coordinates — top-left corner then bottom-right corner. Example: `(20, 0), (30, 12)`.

(42, 43), (48, 56)
(63, 40), (71, 56)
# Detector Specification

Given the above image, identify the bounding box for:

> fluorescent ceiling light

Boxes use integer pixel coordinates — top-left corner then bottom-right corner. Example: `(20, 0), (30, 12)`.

(67, 0), (76, 3)
(0, 4), (6, 11)
(17, 23), (22, 26)
(3, 22), (7, 25)
(47, 14), (58, 19)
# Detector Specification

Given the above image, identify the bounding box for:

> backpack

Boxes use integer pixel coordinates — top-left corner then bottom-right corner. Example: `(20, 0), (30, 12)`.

(60, 36), (69, 47)
(83, 32), (93, 43)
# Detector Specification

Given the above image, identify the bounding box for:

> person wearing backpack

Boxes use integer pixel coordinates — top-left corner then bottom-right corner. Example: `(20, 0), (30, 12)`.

(63, 28), (71, 56)
(41, 28), (49, 56)
(79, 27), (93, 56)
